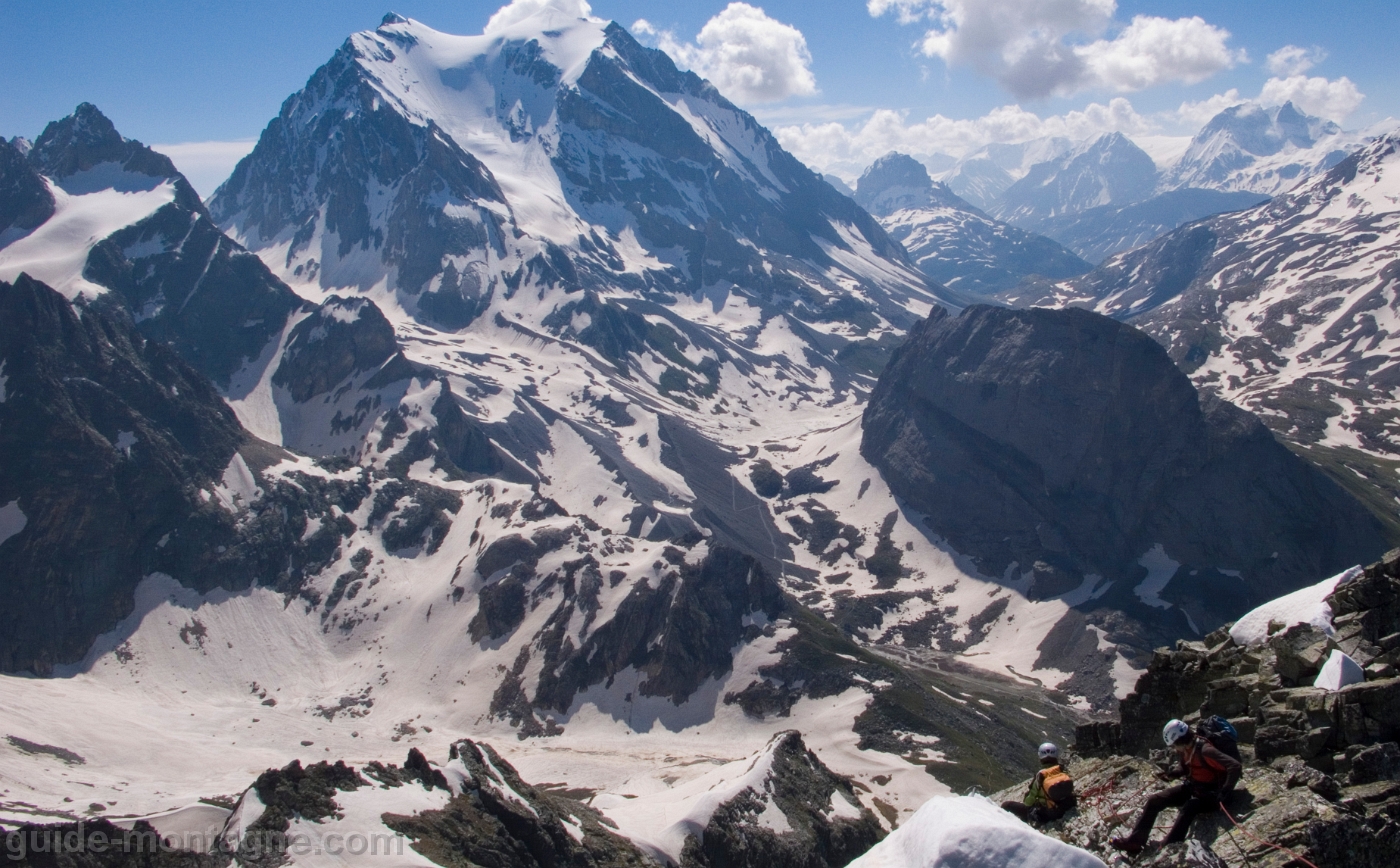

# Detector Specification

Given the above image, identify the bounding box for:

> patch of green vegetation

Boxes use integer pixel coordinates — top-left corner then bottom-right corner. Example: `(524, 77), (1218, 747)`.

(1290, 442), (1400, 543)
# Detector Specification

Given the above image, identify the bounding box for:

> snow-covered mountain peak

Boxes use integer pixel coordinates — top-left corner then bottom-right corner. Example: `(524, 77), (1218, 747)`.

(29, 103), (196, 198)
(1164, 99), (1363, 196)
(854, 152), (970, 218)
(211, 11), (946, 355)
(1292, 129), (1400, 217)
(992, 132), (1156, 224)
(0, 104), (204, 300)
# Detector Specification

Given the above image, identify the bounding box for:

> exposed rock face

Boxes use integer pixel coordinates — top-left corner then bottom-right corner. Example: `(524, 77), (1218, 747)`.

(680, 731), (884, 868)
(13, 104), (310, 390)
(384, 740), (654, 868)
(1058, 548), (1400, 866)
(0, 138), (54, 235)
(27, 103), (202, 204)
(0, 275), (421, 674)
(994, 752), (1400, 868)
(210, 16), (949, 336)
(862, 305), (1390, 651)
(1100, 550), (1400, 763)
(474, 542), (786, 732)
(272, 297), (400, 403)
(1012, 133), (1400, 525)
(0, 274), (241, 673)
(855, 153), (1090, 295)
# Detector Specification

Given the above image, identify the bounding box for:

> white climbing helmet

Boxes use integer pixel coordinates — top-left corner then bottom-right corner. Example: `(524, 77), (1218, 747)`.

(1162, 719), (1192, 746)
(1038, 742), (1060, 761)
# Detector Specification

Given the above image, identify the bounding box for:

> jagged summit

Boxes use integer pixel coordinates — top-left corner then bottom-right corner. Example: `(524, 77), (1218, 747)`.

(379, 11), (408, 26)
(994, 132), (1158, 224)
(854, 152), (971, 217)
(1164, 99), (1356, 195)
(0, 104), (208, 298)
(29, 103), (198, 204)
(209, 12), (947, 339)
(860, 152), (1091, 294)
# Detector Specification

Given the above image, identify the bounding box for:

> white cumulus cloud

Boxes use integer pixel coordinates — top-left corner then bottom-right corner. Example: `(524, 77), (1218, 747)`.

(868, 0), (1242, 99)
(772, 97), (1154, 180)
(633, 3), (817, 104)
(1260, 74), (1365, 121)
(1266, 45), (1326, 77)
(485, 0), (594, 35)
(1079, 16), (1245, 92)
(1173, 90), (1246, 128)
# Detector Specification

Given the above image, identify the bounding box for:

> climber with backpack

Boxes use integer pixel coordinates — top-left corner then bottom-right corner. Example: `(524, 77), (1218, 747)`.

(1001, 742), (1076, 825)
(1110, 718), (1242, 854)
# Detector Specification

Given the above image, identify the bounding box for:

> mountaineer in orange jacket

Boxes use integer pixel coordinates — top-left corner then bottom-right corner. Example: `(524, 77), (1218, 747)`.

(1111, 719), (1242, 854)
(1001, 742), (1075, 825)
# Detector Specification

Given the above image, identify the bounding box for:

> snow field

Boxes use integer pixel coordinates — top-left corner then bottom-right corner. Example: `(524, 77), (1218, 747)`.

(846, 795), (1106, 868)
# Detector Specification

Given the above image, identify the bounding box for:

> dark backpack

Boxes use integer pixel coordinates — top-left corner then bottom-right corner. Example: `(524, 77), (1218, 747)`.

(1197, 715), (1242, 763)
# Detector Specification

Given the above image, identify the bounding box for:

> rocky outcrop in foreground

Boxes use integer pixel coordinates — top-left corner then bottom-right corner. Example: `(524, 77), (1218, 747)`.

(1052, 549), (1400, 866)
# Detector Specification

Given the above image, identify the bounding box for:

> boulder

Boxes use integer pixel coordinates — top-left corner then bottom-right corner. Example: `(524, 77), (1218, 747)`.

(1268, 624), (1333, 684)
(1349, 742), (1400, 785)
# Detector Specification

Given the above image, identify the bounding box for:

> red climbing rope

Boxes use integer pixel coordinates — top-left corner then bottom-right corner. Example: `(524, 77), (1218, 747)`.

(1220, 804), (1322, 868)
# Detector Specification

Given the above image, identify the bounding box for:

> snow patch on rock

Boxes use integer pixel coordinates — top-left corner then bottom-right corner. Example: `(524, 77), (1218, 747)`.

(1229, 565), (1362, 646)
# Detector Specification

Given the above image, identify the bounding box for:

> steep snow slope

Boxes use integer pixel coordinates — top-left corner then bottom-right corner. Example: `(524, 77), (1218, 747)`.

(8, 14), (1304, 846)
(992, 133), (1158, 226)
(210, 12), (951, 338)
(1163, 101), (1365, 196)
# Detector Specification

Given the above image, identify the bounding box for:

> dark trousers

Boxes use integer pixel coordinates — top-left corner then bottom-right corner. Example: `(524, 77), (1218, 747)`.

(1125, 783), (1219, 846)
(1000, 800), (1066, 825)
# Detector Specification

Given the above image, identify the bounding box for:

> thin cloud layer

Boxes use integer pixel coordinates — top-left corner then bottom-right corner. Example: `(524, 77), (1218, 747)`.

(485, 0), (594, 35)
(152, 140), (257, 199)
(869, 0), (1242, 99)
(634, 3), (817, 104)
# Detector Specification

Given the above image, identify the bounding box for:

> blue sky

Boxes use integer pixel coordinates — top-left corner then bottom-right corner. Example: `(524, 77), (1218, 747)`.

(5, 0), (1396, 193)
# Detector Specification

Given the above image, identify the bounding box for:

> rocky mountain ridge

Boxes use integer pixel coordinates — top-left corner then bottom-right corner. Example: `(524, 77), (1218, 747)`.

(860, 303), (1389, 704)
(1007, 130), (1400, 530)
(853, 153), (1090, 296)
(4, 11), (1395, 863)
(916, 101), (1378, 265)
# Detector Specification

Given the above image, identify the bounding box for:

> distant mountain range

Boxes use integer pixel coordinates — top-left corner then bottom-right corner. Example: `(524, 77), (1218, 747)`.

(852, 153), (1090, 295)
(905, 101), (1381, 264)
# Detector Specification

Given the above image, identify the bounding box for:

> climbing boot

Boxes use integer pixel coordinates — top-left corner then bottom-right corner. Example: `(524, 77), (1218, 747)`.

(1109, 837), (1144, 855)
